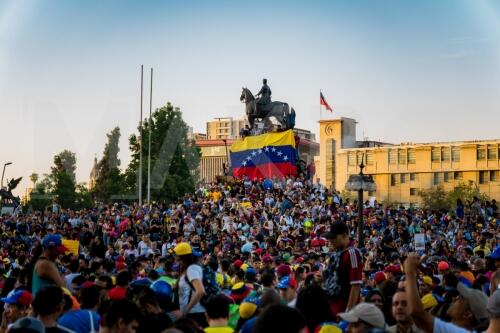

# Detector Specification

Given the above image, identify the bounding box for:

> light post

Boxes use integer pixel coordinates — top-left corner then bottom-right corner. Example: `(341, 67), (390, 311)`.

(1, 162), (12, 189)
(345, 159), (376, 247)
(222, 139), (229, 175)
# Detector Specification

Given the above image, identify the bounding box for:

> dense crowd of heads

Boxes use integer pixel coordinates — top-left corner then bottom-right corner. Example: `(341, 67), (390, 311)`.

(0, 175), (499, 332)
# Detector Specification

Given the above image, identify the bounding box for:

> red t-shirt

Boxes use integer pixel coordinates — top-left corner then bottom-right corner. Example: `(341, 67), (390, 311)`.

(325, 247), (363, 315)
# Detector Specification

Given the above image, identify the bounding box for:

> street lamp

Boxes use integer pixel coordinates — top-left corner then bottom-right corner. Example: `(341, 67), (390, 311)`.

(222, 139), (229, 175)
(345, 159), (376, 247)
(1, 162), (13, 189)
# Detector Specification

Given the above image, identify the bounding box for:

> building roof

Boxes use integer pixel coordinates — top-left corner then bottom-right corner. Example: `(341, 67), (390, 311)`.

(341, 138), (500, 152)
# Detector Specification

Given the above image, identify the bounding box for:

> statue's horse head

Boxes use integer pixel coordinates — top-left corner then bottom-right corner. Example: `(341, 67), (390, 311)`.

(240, 87), (254, 103)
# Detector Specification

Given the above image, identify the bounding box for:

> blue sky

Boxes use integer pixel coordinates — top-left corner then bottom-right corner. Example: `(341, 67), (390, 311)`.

(1, 0), (499, 195)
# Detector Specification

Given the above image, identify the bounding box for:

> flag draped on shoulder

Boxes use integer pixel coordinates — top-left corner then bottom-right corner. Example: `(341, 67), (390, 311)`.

(320, 91), (333, 112)
(230, 129), (297, 180)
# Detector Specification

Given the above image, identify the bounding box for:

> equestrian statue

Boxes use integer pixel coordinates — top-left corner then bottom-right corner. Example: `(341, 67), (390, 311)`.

(0, 177), (22, 207)
(240, 79), (296, 132)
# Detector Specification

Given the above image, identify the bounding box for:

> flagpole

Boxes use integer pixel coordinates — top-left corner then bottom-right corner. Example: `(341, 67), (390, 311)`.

(319, 89), (323, 121)
(138, 65), (143, 206)
(147, 67), (153, 206)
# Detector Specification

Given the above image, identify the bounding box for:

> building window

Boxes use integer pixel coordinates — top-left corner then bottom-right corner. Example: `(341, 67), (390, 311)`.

(401, 174), (407, 184)
(410, 188), (417, 196)
(408, 149), (416, 164)
(488, 146), (498, 160)
(410, 173), (417, 181)
(444, 172), (451, 182)
(491, 170), (499, 182)
(441, 147), (450, 162)
(398, 150), (407, 165)
(348, 152), (356, 166)
(391, 174), (398, 186)
(431, 147), (441, 162)
(366, 151), (374, 165)
(477, 146), (486, 160)
(357, 153), (364, 166)
(479, 171), (488, 184)
(451, 147), (460, 162)
(389, 149), (397, 165)
(433, 173), (442, 185)
(454, 171), (463, 180)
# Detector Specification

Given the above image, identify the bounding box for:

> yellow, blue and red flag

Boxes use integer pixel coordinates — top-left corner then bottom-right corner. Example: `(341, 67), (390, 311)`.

(230, 129), (297, 180)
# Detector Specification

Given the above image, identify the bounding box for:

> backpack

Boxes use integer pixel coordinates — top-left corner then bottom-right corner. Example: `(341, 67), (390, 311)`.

(185, 264), (221, 307)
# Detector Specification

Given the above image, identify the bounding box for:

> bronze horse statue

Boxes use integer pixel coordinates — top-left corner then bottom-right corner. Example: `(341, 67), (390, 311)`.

(240, 88), (295, 131)
(0, 177), (22, 207)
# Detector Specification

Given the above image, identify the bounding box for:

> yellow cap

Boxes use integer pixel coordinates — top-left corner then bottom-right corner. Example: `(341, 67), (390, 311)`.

(174, 242), (192, 256)
(421, 293), (438, 310)
(241, 263), (249, 272)
(422, 276), (433, 286)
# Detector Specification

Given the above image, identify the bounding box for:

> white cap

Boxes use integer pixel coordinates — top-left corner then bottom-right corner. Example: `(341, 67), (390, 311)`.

(339, 303), (386, 329)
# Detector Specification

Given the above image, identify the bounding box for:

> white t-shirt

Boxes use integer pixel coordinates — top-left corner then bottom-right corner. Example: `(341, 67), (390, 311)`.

(178, 264), (205, 314)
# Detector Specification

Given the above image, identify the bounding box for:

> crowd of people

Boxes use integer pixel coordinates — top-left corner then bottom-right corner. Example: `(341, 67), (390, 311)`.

(0, 175), (499, 333)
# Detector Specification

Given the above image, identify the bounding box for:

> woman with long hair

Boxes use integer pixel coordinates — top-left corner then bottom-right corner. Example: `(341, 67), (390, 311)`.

(174, 242), (207, 328)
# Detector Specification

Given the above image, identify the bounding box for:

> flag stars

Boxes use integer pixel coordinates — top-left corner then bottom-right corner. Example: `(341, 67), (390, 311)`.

(258, 149), (263, 154)
(251, 151), (257, 156)
(242, 161), (247, 166)
(264, 147), (269, 152)
(271, 147), (276, 152)
(277, 151), (283, 156)
(283, 155), (288, 161)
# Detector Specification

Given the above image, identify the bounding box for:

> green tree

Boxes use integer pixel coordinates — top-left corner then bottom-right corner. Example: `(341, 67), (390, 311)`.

(125, 102), (200, 203)
(447, 181), (490, 209)
(28, 174), (54, 211)
(75, 183), (94, 209)
(418, 185), (450, 211)
(92, 127), (125, 202)
(51, 150), (77, 208)
(29, 173), (39, 188)
(418, 182), (491, 212)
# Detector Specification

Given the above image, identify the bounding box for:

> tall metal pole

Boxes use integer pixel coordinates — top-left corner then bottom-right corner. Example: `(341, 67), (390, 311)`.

(138, 66), (144, 205)
(1, 162), (13, 189)
(358, 160), (365, 247)
(147, 67), (153, 205)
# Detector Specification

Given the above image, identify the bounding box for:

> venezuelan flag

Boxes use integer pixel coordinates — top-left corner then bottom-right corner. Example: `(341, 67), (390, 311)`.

(230, 130), (297, 180)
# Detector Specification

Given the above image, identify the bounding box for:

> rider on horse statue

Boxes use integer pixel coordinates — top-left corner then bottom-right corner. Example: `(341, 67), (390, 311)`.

(255, 78), (272, 113)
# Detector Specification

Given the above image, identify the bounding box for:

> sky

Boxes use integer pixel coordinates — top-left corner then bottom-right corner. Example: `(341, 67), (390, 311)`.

(1, 0), (500, 196)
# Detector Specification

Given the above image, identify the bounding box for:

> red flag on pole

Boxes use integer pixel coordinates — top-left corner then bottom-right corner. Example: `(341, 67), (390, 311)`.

(320, 91), (333, 112)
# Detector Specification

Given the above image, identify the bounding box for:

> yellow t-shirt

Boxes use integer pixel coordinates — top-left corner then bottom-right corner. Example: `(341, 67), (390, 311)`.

(216, 272), (232, 289)
(204, 327), (234, 333)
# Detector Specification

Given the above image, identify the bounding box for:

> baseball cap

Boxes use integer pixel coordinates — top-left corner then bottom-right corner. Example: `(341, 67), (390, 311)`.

(374, 271), (386, 284)
(277, 276), (297, 289)
(239, 295), (260, 319)
(487, 290), (500, 319)
(262, 254), (273, 263)
(233, 259), (243, 269)
(457, 282), (488, 321)
(339, 303), (386, 329)
(42, 234), (68, 254)
(9, 317), (45, 333)
(438, 261), (449, 271)
(322, 222), (349, 239)
(1, 290), (33, 306)
(421, 276), (433, 287)
(276, 264), (291, 277)
(173, 242), (192, 256)
(421, 293), (438, 310)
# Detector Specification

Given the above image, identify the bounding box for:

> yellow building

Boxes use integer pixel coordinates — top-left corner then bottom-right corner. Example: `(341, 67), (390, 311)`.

(206, 117), (246, 140)
(317, 118), (500, 204)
